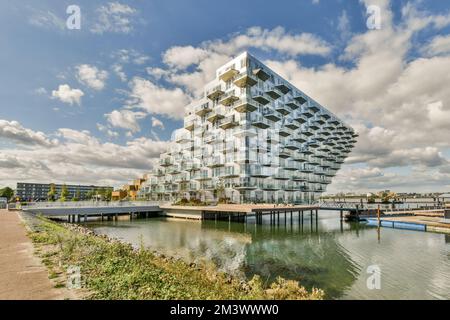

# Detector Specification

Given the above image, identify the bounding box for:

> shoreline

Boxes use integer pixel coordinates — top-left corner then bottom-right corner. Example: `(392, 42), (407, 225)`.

(22, 212), (324, 300)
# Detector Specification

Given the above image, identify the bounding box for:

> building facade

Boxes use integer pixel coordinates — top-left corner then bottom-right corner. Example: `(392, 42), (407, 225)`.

(16, 182), (113, 201)
(140, 52), (357, 204)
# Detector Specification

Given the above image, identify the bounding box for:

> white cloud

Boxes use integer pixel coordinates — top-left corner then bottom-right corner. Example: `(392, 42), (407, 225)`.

(51, 84), (84, 105)
(127, 77), (190, 120)
(422, 35), (450, 57)
(76, 64), (108, 90)
(112, 64), (127, 82)
(105, 109), (147, 132)
(111, 49), (150, 65)
(28, 9), (65, 30)
(0, 121), (170, 188)
(151, 117), (164, 130)
(0, 120), (57, 147)
(91, 2), (138, 34)
(163, 46), (209, 69)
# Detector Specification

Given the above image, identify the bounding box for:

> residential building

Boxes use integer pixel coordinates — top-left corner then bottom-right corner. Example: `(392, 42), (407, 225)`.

(112, 177), (147, 201)
(139, 52), (357, 204)
(16, 182), (113, 201)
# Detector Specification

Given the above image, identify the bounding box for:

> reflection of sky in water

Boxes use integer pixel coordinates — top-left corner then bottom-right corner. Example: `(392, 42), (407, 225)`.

(89, 211), (450, 300)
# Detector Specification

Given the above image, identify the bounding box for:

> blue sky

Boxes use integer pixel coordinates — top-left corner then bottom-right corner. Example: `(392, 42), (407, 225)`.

(1, 0), (450, 193)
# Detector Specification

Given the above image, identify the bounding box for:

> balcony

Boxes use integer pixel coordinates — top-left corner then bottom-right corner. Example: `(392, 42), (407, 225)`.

(195, 171), (212, 181)
(284, 160), (298, 171)
(307, 140), (320, 148)
(252, 91), (271, 105)
(293, 133), (307, 143)
(293, 112), (307, 124)
(219, 65), (239, 82)
(233, 127), (258, 137)
(223, 167), (240, 178)
(262, 108), (281, 122)
(250, 166), (270, 178)
(184, 119), (197, 131)
(219, 115), (239, 129)
(251, 115), (270, 129)
(234, 98), (257, 113)
(293, 93), (308, 105)
(285, 118), (299, 130)
(285, 100), (300, 110)
(206, 85), (224, 100)
(261, 183), (280, 191)
(292, 173), (307, 182)
(310, 104), (320, 113)
(206, 157), (225, 168)
(275, 83), (291, 94)
(279, 148), (292, 159)
(283, 183), (300, 191)
(160, 158), (173, 167)
(266, 86), (282, 99)
(309, 122), (320, 130)
(154, 169), (165, 177)
(277, 128), (292, 139)
(301, 107), (314, 118)
(233, 178), (257, 190)
(301, 165), (314, 173)
(275, 103), (290, 115)
(273, 170), (289, 180)
(195, 103), (212, 116)
(219, 90), (239, 106)
(285, 139), (300, 150)
(252, 68), (270, 81)
(207, 109), (225, 123)
(293, 153), (307, 162)
(232, 71), (257, 87)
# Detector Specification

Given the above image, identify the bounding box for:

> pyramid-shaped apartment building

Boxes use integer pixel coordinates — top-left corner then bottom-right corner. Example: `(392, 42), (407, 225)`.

(140, 52), (357, 204)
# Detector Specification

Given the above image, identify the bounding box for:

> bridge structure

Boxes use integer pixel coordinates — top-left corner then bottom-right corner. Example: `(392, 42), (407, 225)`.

(21, 201), (166, 222)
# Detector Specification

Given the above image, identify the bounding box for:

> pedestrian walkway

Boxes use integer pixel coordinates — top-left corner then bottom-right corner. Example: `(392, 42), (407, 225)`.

(0, 209), (74, 299)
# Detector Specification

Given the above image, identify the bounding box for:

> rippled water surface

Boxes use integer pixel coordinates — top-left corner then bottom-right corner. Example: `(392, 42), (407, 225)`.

(88, 211), (450, 299)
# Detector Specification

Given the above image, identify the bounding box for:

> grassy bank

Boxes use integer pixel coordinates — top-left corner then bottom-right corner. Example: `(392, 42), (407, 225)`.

(26, 216), (324, 300)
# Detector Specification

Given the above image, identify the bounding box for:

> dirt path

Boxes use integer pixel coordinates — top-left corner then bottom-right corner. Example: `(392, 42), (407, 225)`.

(0, 209), (75, 300)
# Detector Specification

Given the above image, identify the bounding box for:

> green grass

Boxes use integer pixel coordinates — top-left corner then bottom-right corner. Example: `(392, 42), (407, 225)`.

(28, 217), (324, 300)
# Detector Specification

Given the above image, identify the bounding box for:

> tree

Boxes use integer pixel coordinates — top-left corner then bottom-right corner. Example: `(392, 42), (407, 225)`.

(60, 184), (69, 202)
(86, 189), (95, 200)
(72, 190), (81, 202)
(0, 187), (14, 200)
(47, 183), (57, 202)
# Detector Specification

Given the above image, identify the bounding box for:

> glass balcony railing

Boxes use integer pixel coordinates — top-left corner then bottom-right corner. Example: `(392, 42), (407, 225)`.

(206, 85), (224, 100)
(219, 90), (239, 106)
(234, 97), (258, 113)
(233, 72), (258, 87)
(219, 64), (239, 82)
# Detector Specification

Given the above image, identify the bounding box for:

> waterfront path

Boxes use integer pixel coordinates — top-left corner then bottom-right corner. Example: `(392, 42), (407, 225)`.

(0, 209), (74, 299)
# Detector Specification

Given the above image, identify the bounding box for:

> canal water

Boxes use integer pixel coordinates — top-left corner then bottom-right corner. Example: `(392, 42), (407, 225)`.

(87, 210), (450, 300)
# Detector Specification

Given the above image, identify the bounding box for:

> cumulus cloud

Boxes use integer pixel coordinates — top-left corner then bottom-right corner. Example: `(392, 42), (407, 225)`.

(422, 35), (450, 57)
(0, 121), (170, 187)
(105, 109), (147, 132)
(0, 120), (57, 147)
(127, 77), (190, 120)
(76, 64), (108, 90)
(51, 84), (84, 105)
(90, 2), (138, 34)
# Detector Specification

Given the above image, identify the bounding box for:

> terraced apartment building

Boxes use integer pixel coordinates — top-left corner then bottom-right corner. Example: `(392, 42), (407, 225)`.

(140, 52), (357, 204)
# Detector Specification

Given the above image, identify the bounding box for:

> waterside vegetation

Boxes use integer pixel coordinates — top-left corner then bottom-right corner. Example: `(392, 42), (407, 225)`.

(27, 216), (324, 300)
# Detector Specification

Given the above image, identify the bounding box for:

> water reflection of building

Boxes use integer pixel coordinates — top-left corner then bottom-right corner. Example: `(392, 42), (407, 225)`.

(202, 218), (362, 299)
